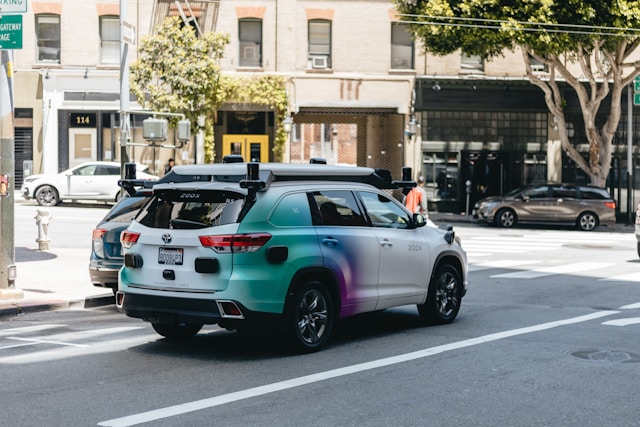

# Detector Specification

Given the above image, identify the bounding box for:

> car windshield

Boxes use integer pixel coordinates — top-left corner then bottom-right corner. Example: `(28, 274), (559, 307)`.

(135, 189), (245, 229)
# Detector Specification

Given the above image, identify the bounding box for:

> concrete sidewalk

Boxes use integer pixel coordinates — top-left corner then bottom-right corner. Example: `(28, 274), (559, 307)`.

(0, 244), (114, 319)
(1, 192), (115, 320)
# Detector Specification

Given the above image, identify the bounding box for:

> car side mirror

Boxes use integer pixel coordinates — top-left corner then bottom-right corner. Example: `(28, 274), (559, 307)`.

(412, 213), (427, 228)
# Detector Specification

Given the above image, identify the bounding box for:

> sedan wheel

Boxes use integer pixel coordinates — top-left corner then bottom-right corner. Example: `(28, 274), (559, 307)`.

(288, 281), (334, 353)
(577, 212), (598, 231)
(35, 185), (60, 206)
(495, 208), (516, 228)
(418, 264), (461, 325)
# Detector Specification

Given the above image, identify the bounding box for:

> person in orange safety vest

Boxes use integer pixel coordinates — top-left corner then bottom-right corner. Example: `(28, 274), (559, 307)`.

(403, 176), (428, 218)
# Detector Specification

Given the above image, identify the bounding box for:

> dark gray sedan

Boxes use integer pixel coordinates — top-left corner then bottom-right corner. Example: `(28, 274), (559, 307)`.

(473, 183), (616, 231)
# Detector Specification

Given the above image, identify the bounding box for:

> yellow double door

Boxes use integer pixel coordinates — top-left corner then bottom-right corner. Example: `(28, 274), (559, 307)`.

(222, 135), (269, 162)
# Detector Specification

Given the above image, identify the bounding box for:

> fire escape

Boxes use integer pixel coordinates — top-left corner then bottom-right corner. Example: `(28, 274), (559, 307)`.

(150, 0), (220, 35)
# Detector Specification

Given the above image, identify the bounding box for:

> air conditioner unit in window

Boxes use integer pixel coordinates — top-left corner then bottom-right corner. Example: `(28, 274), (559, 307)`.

(310, 55), (328, 69)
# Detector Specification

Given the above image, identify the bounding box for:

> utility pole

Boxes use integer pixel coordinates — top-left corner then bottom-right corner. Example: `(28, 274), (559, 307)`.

(119, 0), (131, 177)
(0, 50), (22, 299)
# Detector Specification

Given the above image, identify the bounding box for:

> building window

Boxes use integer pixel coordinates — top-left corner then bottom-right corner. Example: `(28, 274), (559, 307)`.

(100, 16), (120, 65)
(528, 54), (549, 73)
(308, 19), (331, 69)
(460, 53), (484, 74)
(422, 111), (547, 145)
(391, 23), (414, 69)
(36, 15), (61, 63)
(239, 19), (262, 67)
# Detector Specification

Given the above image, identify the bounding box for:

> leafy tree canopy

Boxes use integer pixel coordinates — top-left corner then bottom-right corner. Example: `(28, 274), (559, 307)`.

(130, 17), (230, 162)
(395, 0), (640, 186)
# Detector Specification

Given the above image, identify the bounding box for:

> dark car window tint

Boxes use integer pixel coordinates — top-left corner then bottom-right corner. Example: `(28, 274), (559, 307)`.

(104, 195), (150, 222)
(136, 190), (245, 229)
(552, 185), (576, 199)
(523, 186), (549, 199)
(270, 192), (313, 227)
(311, 190), (367, 227)
(358, 191), (410, 229)
(580, 187), (609, 200)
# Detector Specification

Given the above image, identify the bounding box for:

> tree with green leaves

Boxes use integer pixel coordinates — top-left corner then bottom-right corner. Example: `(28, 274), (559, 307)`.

(130, 17), (230, 163)
(395, 0), (640, 187)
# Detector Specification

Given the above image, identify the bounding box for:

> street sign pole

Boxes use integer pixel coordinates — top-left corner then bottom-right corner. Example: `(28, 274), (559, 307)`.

(120, 0), (131, 180)
(0, 50), (22, 299)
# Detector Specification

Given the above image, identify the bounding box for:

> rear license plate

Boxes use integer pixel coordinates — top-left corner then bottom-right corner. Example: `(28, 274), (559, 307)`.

(158, 247), (183, 265)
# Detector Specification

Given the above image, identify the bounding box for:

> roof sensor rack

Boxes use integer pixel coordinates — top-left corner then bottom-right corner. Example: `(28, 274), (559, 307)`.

(239, 162), (267, 191)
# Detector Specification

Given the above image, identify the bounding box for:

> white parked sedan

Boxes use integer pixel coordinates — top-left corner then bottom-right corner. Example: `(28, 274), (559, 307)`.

(21, 161), (156, 206)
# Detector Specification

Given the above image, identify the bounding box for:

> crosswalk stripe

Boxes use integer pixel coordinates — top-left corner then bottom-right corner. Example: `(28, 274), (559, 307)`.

(469, 260), (541, 272)
(601, 272), (640, 283)
(0, 324), (63, 338)
(490, 262), (614, 279)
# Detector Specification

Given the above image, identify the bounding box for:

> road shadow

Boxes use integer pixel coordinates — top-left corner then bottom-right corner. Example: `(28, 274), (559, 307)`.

(126, 307), (432, 361)
(15, 246), (57, 262)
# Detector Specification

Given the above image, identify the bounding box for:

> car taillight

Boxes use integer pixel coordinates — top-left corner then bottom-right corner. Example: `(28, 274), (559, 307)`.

(199, 233), (271, 253)
(121, 231), (141, 249)
(604, 201), (616, 209)
(92, 228), (107, 257)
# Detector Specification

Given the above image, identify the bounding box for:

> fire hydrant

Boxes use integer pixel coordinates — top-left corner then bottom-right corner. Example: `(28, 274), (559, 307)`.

(35, 208), (52, 250)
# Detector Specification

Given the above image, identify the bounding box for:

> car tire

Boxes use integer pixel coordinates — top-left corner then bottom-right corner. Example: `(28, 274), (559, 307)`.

(151, 322), (202, 340)
(576, 212), (598, 231)
(495, 208), (516, 228)
(35, 185), (60, 206)
(287, 280), (334, 353)
(418, 264), (462, 325)
(637, 242), (640, 259)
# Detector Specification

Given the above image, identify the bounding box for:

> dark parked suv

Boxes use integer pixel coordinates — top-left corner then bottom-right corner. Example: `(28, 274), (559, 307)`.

(473, 183), (616, 231)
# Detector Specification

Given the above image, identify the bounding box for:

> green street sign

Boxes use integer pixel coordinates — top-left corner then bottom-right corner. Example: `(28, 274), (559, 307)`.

(635, 75), (640, 92)
(634, 93), (640, 106)
(0, 15), (22, 49)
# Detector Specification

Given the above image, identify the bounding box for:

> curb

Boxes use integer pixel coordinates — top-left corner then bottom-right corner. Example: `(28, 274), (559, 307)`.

(0, 294), (114, 320)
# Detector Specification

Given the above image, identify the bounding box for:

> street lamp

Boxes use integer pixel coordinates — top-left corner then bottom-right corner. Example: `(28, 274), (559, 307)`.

(282, 115), (293, 135)
(405, 115), (418, 140)
(282, 115), (293, 163)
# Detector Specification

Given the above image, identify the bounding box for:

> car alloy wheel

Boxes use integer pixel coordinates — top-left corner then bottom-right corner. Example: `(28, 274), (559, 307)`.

(289, 281), (334, 352)
(418, 264), (461, 325)
(35, 185), (60, 206)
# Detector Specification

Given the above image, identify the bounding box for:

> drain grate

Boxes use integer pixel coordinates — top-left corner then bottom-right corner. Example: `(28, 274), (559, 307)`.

(570, 349), (640, 364)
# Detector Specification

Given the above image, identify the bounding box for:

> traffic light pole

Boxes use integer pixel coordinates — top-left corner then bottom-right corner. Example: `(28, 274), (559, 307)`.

(0, 50), (23, 299)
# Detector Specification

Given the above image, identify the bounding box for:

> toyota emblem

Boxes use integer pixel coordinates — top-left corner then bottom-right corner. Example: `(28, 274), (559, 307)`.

(161, 233), (172, 244)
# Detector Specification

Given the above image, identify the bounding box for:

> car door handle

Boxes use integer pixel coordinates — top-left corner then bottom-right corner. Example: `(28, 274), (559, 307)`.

(321, 237), (339, 246)
(380, 239), (393, 247)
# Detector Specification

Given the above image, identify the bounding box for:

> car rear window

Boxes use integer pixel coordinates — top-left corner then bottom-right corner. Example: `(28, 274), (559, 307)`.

(136, 189), (245, 229)
(580, 187), (611, 200)
(103, 194), (150, 223)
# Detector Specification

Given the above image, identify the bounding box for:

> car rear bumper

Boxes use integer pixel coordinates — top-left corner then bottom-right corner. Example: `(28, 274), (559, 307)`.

(89, 263), (121, 290)
(116, 292), (281, 327)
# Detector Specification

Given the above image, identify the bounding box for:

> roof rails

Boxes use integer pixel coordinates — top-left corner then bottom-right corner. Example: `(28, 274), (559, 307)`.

(239, 163), (417, 191)
(120, 162), (418, 195)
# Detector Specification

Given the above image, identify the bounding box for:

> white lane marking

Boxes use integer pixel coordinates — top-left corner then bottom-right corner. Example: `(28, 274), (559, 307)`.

(491, 262), (614, 279)
(602, 318), (640, 326)
(6, 337), (89, 348)
(98, 310), (619, 427)
(0, 341), (44, 350)
(620, 302), (640, 309)
(0, 324), (63, 337)
(469, 260), (541, 272)
(601, 272), (640, 283)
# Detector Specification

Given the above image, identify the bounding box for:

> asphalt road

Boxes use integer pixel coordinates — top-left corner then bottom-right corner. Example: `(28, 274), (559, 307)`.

(1, 223), (639, 426)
